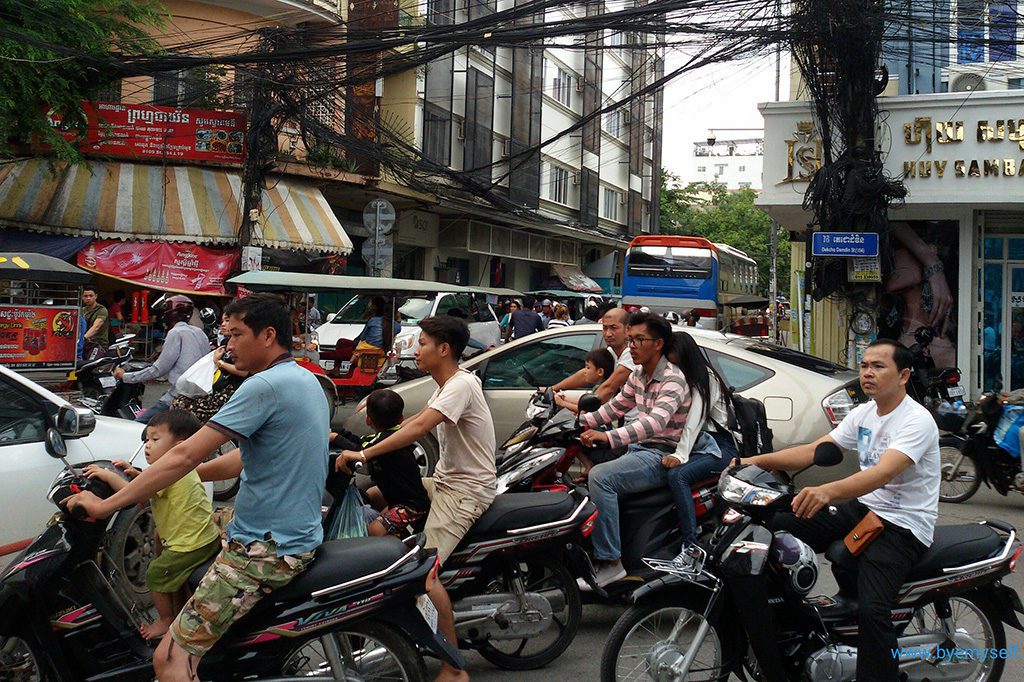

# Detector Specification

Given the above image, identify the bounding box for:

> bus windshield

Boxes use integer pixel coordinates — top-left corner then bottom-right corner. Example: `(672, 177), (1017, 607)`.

(327, 295), (434, 324)
(627, 245), (713, 279)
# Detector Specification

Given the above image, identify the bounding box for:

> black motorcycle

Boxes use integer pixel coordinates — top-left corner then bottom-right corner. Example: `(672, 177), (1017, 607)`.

(0, 428), (461, 681)
(907, 325), (967, 412)
(71, 334), (148, 420)
(940, 391), (1024, 504)
(600, 443), (1024, 682)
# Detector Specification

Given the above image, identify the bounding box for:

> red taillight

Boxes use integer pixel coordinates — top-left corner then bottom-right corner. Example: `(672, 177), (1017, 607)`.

(580, 510), (599, 537)
(946, 373), (961, 385)
(1009, 546), (1022, 572)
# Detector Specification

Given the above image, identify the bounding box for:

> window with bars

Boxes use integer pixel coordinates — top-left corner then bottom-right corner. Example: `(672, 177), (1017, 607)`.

(604, 109), (626, 139)
(151, 69), (218, 108)
(423, 102), (451, 165)
(548, 165), (569, 204)
(602, 187), (620, 220)
(91, 80), (121, 103)
(552, 67), (573, 107)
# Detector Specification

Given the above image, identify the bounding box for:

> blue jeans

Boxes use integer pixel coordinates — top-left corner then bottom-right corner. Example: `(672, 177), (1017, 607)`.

(588, 444), (668, 562)
(667, 450), (725, 546)
(135, 390), (173, 424)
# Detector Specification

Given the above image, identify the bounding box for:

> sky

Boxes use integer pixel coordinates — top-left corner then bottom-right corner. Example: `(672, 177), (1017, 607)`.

(660, 50), (790, 182)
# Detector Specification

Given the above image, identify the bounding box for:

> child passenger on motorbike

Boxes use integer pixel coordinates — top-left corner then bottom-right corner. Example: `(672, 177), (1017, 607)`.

(554, 349), (616, 479)
(332, 388), (431, 537)
(84, 410), (220, 641)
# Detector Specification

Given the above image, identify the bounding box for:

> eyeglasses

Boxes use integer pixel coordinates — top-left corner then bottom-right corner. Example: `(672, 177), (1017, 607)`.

(626, 336), (657, 347)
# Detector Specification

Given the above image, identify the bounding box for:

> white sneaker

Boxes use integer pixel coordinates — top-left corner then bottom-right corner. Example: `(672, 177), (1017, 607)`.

(578, 561), (627, 591)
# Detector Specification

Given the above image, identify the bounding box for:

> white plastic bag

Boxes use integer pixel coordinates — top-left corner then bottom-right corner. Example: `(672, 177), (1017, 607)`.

(176, 350), (217, 397)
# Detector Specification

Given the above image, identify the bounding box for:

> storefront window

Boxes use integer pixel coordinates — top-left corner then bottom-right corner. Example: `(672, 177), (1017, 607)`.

(984, 263), (1004, 391)
(985, 237), (1005, 259)
(1009, 238), (1024, 260)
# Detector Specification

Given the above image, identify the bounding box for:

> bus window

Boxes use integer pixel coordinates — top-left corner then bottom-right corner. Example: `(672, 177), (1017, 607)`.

(626, 246), (713, 279)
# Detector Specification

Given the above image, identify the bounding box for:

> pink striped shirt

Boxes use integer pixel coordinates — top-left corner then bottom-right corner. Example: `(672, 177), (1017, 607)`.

(581, 356), (691, 449)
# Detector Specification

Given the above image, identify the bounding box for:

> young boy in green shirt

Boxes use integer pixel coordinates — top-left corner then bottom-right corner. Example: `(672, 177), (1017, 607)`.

(85, 410), (220, 640)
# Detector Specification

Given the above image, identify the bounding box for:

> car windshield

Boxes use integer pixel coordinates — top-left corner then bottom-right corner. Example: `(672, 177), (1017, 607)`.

(727, 338), (850, 375)
(327, 295), (434, 324)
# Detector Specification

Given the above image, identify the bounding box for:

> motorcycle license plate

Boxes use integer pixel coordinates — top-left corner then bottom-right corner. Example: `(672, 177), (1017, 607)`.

(337, 361), (351, 374)
(416, 594), (439, 633)
(99, 375), (117, 389)
(947, 385), (966, 398)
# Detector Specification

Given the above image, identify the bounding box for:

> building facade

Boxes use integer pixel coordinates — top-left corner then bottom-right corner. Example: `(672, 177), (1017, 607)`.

(685, 138), (764, 190)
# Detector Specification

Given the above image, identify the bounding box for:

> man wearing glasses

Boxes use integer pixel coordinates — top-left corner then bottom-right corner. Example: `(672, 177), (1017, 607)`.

(577, 312), (691, 586)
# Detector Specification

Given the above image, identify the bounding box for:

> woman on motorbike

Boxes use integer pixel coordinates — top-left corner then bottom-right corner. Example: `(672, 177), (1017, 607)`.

(663, 331), (737, 551)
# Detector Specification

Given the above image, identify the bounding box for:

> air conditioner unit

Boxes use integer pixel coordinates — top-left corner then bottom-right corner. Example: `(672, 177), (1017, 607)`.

(501, 139), (511, 158)
(456, 120), (465, 141)
(572, 171), (582, 185)
(575, 79), (585, 92)
(952, 72), (987, 93)
(621, 110), (631, 124)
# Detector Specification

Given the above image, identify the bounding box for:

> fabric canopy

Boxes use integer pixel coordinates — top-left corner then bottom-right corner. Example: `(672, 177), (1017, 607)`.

(722, 294), (770, 308)
(230, 271), (522, 297)
(551, 264), (603, 293)
(0, 159), (352, 254)
(0, 230), (92, 260)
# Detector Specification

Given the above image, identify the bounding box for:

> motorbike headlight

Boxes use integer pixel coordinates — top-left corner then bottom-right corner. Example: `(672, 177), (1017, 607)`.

(501, 425), (538, 450)
(719, 473), (783, 507)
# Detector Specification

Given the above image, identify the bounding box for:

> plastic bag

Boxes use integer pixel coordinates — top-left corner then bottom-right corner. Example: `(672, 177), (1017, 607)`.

(175, 350), (217, 398)
(326, 486), (369, 540)
(994, 405), (1024, 459)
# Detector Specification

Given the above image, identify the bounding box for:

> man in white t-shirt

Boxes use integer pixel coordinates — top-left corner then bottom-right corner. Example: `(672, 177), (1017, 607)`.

(339, 315), (494, 682)
(740, 339), (939, 682)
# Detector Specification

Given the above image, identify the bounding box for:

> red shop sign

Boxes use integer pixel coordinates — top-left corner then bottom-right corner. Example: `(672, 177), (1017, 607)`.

(0, 305), (79, 370)
(49, 101), (246, 165)
(78, 240), (239, 296)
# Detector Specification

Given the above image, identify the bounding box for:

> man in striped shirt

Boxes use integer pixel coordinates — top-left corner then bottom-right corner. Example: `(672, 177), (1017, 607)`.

(578, 312), (691, 586)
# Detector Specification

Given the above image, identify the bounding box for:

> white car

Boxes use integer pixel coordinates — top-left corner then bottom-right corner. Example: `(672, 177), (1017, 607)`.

(0, 366), (146, 566)
(316, 291), (502, 363)
(345, 324), (868, 482)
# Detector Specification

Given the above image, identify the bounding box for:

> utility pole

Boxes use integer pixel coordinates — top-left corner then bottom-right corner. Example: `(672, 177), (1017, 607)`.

(770, 0), (782, 343)
(239, 29), (280, 251)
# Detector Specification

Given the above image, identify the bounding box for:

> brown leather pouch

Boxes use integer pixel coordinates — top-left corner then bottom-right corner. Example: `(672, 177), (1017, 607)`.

(844, 511), (884, 556)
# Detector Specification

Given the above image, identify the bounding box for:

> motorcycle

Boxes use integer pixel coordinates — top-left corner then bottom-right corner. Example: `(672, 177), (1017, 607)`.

(940, 391), (1024, 504)
(907, 325), (968, 414)
(601, 443), (1024, 682)
(70, 334), (149, 420)
(0, 428), (462, 681)
(496, 391), (719, 601)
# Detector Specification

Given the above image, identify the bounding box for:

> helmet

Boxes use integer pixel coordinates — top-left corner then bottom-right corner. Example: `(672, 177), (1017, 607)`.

(663, 311), (682, 325)
(198, 307), (218, 326)
(769, 531), (819, 595)
(153, 294), (194, 325)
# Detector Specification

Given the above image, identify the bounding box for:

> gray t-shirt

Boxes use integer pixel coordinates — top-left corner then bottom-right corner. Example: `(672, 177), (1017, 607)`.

(209, 359), (329, 555)
(830, 395), (940, 546)
(428, 370), (497, 505)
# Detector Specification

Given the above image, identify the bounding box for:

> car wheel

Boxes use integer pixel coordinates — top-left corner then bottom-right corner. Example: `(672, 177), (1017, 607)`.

(414, 436), (439, 477)
(102, 504), (156, 607)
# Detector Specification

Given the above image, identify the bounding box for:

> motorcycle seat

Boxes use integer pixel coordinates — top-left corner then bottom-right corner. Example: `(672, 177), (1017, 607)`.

(186, 536), (410, 600)
(619, 477), (717, 510)
(824, 524), (1003, 581)
(465, 491), (577, 537)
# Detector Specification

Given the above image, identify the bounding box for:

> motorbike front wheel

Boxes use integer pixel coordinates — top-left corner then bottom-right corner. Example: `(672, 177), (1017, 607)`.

(0, 636), (45, 682)
(601, 603), (733, 682)
(281, 622), (427, 681)
(939, 444), (981, 503)
(476, 554), (583, 670)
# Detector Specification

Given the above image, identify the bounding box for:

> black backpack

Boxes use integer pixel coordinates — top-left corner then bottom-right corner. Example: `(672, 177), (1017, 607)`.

(707, 370), (774, 456)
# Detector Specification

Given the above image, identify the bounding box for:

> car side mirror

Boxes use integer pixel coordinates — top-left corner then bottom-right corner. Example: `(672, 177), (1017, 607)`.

(45, 428), (68, 460)
(578, 393), (602, 414)
(813, 442), (843, 467)
(57, 404), (96, 439)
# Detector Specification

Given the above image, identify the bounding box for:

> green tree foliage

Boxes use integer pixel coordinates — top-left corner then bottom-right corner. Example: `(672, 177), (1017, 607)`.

(0, 0), (165, 162)
(660, 175), (791, 298)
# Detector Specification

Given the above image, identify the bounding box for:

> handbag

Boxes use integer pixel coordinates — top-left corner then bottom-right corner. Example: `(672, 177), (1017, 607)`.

(844, 511), (884, 556)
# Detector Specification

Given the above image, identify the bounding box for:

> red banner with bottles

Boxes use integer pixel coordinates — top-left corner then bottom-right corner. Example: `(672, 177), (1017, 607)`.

(49, 101), (246, 165)
(0, 305), (79, 370)
(77, 240), (238, 296)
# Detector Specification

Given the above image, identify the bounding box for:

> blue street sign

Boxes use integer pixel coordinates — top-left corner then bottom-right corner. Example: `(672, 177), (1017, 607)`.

(811, 232), (879, 258)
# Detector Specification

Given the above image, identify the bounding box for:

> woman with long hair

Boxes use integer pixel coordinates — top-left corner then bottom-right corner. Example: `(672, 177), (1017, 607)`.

(663, 331), (738, 551)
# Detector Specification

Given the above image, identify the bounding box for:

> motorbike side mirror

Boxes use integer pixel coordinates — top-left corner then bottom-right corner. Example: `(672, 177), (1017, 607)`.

(578, 393), (602, 414)
(813, 442), (844, 467)
(57, 404), (96, 439)
(45, 428), (68, 460)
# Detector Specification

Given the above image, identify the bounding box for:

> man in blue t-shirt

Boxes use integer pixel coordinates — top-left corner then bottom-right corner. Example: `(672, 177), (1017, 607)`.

(67, 293), (329, 682)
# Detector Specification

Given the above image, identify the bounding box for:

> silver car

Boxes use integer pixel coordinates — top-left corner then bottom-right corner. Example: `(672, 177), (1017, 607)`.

(344, 324), (868, 479)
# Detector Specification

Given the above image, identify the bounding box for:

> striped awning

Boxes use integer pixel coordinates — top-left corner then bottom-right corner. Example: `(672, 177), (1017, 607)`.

(0, 159), (352, 254)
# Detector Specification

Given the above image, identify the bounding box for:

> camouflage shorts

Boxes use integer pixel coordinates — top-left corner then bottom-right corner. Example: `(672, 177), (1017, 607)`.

(169, 539), (314, 657)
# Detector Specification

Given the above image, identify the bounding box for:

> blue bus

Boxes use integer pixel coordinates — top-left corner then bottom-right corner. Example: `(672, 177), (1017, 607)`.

(621, 235), (758, 329)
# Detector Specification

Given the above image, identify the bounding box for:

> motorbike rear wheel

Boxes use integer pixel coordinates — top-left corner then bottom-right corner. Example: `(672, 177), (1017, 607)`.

(939, 444), (980, 503)
(901, 595), (1005, 681)
(476, 555), (583, 670)
(206, 442), (240, 501)
(281, 622), (427, 681)
(601, 603), (733, 682)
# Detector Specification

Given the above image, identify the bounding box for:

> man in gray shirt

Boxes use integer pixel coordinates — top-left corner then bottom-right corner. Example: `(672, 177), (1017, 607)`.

(115, 295), (210, 423)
